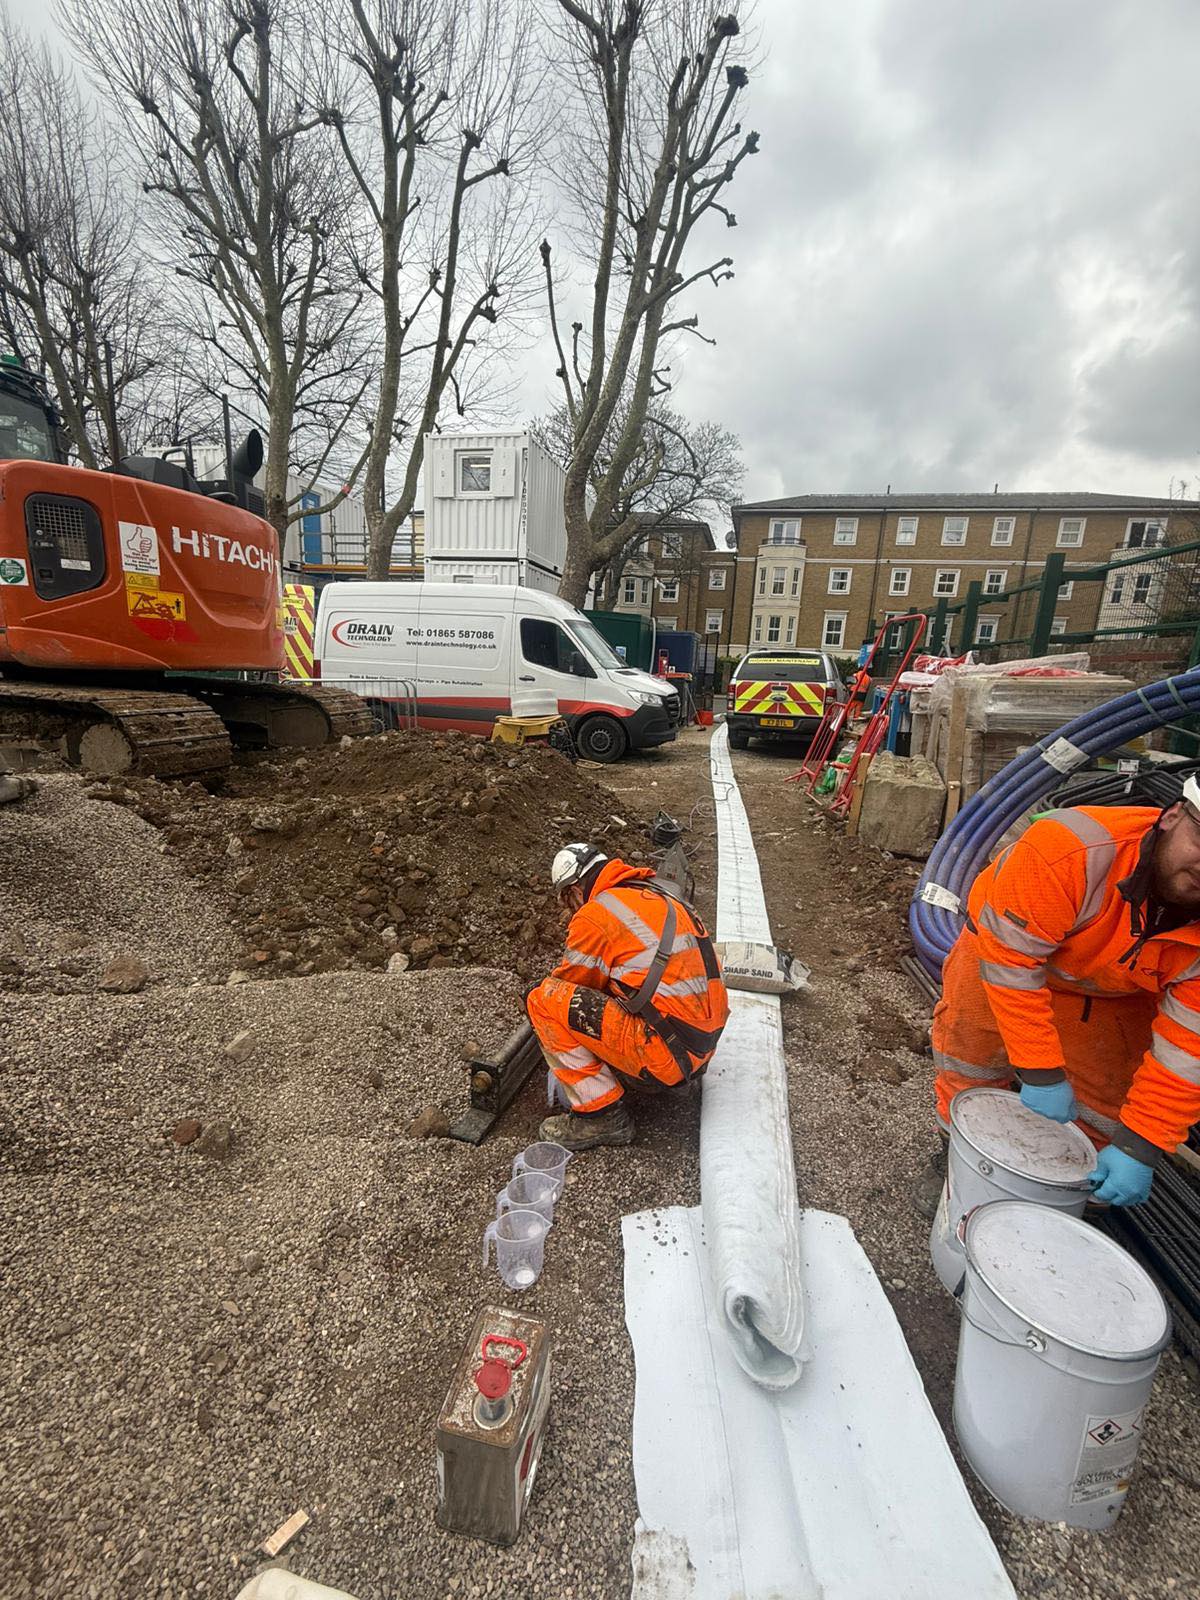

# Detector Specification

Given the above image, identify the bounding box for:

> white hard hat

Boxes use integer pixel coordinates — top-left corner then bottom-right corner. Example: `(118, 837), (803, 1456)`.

(551, 843), (608, 894)
(1182, 775), (1200, 815)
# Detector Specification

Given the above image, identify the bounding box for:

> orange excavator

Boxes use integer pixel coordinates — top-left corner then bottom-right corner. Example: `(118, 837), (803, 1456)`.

(0, 356), (371, 776)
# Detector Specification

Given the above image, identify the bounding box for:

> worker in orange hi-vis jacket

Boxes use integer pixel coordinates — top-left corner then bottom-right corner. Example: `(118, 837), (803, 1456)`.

(923, 778), (1200, 1215)
(526, 844), (729, 1152)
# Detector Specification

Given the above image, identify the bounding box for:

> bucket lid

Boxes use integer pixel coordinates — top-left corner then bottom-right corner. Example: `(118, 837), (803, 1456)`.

(950, 1088), (1096, 1187)
(964, 1201), (1170, 1359)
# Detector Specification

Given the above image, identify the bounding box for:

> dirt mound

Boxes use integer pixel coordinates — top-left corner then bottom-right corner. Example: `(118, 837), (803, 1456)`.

(89, 729), (647, 983)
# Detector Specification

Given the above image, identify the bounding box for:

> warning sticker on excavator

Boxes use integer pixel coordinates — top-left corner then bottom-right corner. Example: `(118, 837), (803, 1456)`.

(124, 572), (158, 592)
(119, 521), (160, 577)
(126, 587), (187, 621)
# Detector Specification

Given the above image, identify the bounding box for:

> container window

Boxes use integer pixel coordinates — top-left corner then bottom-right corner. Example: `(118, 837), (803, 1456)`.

(458, 452), (492, 494)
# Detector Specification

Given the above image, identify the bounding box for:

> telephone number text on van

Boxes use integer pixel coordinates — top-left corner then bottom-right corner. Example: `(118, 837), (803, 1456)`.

(405, 628), (496, 642)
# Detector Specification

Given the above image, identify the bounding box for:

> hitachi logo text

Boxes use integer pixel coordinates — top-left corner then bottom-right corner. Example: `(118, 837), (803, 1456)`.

(171, 526), (277, 575)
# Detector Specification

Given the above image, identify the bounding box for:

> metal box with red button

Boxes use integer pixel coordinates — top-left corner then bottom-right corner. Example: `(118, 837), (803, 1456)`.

(435, 1306), (551, 1546)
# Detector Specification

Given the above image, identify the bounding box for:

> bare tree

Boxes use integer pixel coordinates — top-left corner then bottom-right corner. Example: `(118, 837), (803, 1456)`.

(62, 0), (372, 543)
(541, 0), (757, 604)
(324, 0), (542, 579)
(533, 393), (741, 600)
(0, 15), (168, 466)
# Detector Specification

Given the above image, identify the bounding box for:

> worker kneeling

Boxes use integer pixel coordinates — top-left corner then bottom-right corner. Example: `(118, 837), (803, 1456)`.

(930, 778), (1200, 1211)
(527, 844), (729, 1152)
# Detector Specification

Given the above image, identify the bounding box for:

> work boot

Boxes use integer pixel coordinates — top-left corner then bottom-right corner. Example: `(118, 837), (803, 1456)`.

(539, 1102), (634, 1151)
(912, 1142), (948, 1221)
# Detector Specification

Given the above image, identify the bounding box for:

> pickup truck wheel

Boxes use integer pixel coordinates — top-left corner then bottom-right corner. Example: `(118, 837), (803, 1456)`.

(577, 714), (628, 764)
(728, 726), (750, 751)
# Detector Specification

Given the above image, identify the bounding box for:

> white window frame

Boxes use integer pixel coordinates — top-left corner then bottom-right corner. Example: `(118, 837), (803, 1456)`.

(1049, 617), (1068, 636)
(770, 518), (800, 544)
(790, 566), (801, 597)
(1057, 516), (1086, 547)
(457, 451), (493, 495)
(639, 579), (651, 605)
(622, 577), (636, 604)
(1058, 581), (1074, 601)
(1126, 517), (1166, 549)
(896, 516), (918, 546)
(828, 567), (852, 595)
(657, 616), (677, 631)
(984, 568), (1007, 596)
(766, 614), (782, 644)
(1132, 573), (1153, 606)
(976, 616), (1000, 644)
(708, 568), (727, 590)
(753, 613), (763, 642)
(941, 515), (968, 546)
(833, 516), (859, 546)
(1109, 577), (1125, 606)
(659, 577), (679, 602)
(705, 608), (723, 633)
(757, 566), (767, 596)
(991, 517), (1015, 546)
(771, 565), (786, 596)
(934, 568), (960, 598)
(785, 615), (796, 643)
(889, 568), (911, 597)
(822, 611), (847, 648)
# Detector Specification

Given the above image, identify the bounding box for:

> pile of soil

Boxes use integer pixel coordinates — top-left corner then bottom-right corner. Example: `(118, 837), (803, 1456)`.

(89, 730), (648, 984)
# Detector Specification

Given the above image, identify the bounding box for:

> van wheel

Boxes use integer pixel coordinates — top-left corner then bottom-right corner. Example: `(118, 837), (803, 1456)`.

(577, 714), (628, 763)
(728, 727), (750, 750)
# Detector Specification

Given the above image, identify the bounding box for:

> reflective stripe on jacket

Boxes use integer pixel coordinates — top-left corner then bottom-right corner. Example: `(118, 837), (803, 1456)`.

(552, 859), (729, 1064)
(967, 806), (1200, 1159)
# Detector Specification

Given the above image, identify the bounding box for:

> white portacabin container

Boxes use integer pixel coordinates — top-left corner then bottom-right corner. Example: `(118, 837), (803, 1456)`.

(930, 1087), (1096, 1293)
(954, 1200), (1170, 1530)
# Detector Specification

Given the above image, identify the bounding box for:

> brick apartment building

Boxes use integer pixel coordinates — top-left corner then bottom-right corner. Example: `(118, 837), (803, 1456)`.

(729, 492), (1200, 658)
(608, 517), (740, 650)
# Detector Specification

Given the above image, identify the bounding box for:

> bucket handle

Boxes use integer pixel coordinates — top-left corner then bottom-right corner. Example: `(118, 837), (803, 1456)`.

(953, 1204), (1046, 1351)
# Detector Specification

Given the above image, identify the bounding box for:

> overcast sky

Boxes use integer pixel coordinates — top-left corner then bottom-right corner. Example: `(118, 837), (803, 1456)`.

(526, 0), (1200, 505)
(14, 0), (1200, 505)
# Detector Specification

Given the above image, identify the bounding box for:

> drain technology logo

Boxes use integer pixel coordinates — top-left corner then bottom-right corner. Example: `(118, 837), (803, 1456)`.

(331, 619), (396, 648)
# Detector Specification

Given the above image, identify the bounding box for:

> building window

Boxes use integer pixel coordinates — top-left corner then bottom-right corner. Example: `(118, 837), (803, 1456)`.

(640, 580), (651, 605)
(786, 616), (796, 643)
(984, 568), (1007, 596)
(828, 567), (852, 595)
(889, 568), (911, 596)
(757, 566), (767, 596)
(934, 568), (960, 597)
(622, 578), (636, 604)
(658, 616), (677, 630)
(1057, 517), (1086, 547)
(896, 516), (918, 545)
(769, 518), (801, 545)
(753, 614), (763, 642)
(942, 516), (968, 545)
(822, 611), (847, 648)
(790, 566), (801, 597)
(660, 578), (679, 602)
(457, 452), (492, 493)
(1127, 518), (1166, 548)
(1049, 617), (1068, 636)
(708, 568), (727, 590)
(705, 609), (723, 633)
(992, 517), (1015, 546)
(766, 614), (782, 643)
(771, 566), (786, 595)
(976, 617), (1000, 644)
(1132, 573), (1153, 605)
(884, 612), (909, 650)
(1109, 577), (1125, 605)
(1058, 581), (1074, 601)
(833, 516), (859, 546)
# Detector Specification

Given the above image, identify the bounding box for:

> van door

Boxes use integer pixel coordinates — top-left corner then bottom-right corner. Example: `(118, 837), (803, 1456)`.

(514, 604), (601, 718)
(414, 587), (515, 732)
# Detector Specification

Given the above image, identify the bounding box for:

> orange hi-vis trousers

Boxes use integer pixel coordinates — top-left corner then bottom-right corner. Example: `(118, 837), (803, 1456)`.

(932, 931), (1157, 1146)
(527, 976), (688, 1113)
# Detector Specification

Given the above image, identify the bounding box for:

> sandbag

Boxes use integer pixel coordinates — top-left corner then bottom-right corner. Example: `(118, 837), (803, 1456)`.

(715, 938), (810, 995)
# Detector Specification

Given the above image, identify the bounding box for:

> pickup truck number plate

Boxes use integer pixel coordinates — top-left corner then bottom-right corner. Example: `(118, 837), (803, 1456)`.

(760, 716), (796, 728)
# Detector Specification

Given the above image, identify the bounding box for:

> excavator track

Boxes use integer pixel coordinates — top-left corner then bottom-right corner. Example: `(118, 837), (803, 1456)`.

(175, 678), (377, 749)
(0, 682), (232, 777)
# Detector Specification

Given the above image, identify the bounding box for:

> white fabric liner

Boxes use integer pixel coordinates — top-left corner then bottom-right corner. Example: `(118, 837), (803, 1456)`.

(620, 723), (1016, 1598)
(701, 725), (805, 1387)
(624, 1206), (1017, 1600)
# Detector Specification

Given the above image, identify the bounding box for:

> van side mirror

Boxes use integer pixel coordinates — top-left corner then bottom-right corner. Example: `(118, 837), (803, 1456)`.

(566, 649), (593, 678)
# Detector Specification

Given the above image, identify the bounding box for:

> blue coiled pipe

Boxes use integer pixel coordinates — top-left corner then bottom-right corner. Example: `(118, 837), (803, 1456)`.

(909, 667), (1200, 978)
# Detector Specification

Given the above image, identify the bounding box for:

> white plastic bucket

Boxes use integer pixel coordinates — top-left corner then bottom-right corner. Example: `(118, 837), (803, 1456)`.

(930, 1087), (1095, 1292)
(235, 1573), (362, 1600)
(954, 1200), (1170, 1530)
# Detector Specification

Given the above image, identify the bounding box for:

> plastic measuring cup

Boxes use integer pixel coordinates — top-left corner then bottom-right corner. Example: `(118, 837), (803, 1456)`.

(497, 1172), (559, 1225)
(512, 1141), (572, 1198)
(482, 1207), (549, 1291)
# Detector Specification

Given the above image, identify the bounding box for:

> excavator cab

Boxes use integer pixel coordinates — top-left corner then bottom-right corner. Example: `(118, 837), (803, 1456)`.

(0, 355), (65, 466)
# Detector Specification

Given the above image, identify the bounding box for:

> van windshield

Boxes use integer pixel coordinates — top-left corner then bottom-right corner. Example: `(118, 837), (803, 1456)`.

(565, 616), (624, 671)
(737, 653), (830, 682)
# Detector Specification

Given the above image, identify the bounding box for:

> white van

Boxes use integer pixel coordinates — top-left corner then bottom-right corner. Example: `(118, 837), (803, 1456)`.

(313, 582), (680, 762)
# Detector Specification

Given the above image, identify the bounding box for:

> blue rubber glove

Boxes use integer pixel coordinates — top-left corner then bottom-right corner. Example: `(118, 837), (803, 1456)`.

(1088, 1146), (1154, 1207)
(1019, 1078), (1078, 1123)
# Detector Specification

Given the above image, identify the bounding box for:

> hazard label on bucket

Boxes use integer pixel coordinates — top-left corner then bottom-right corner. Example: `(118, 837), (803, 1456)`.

(1071, 1406), (1143, 1505)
